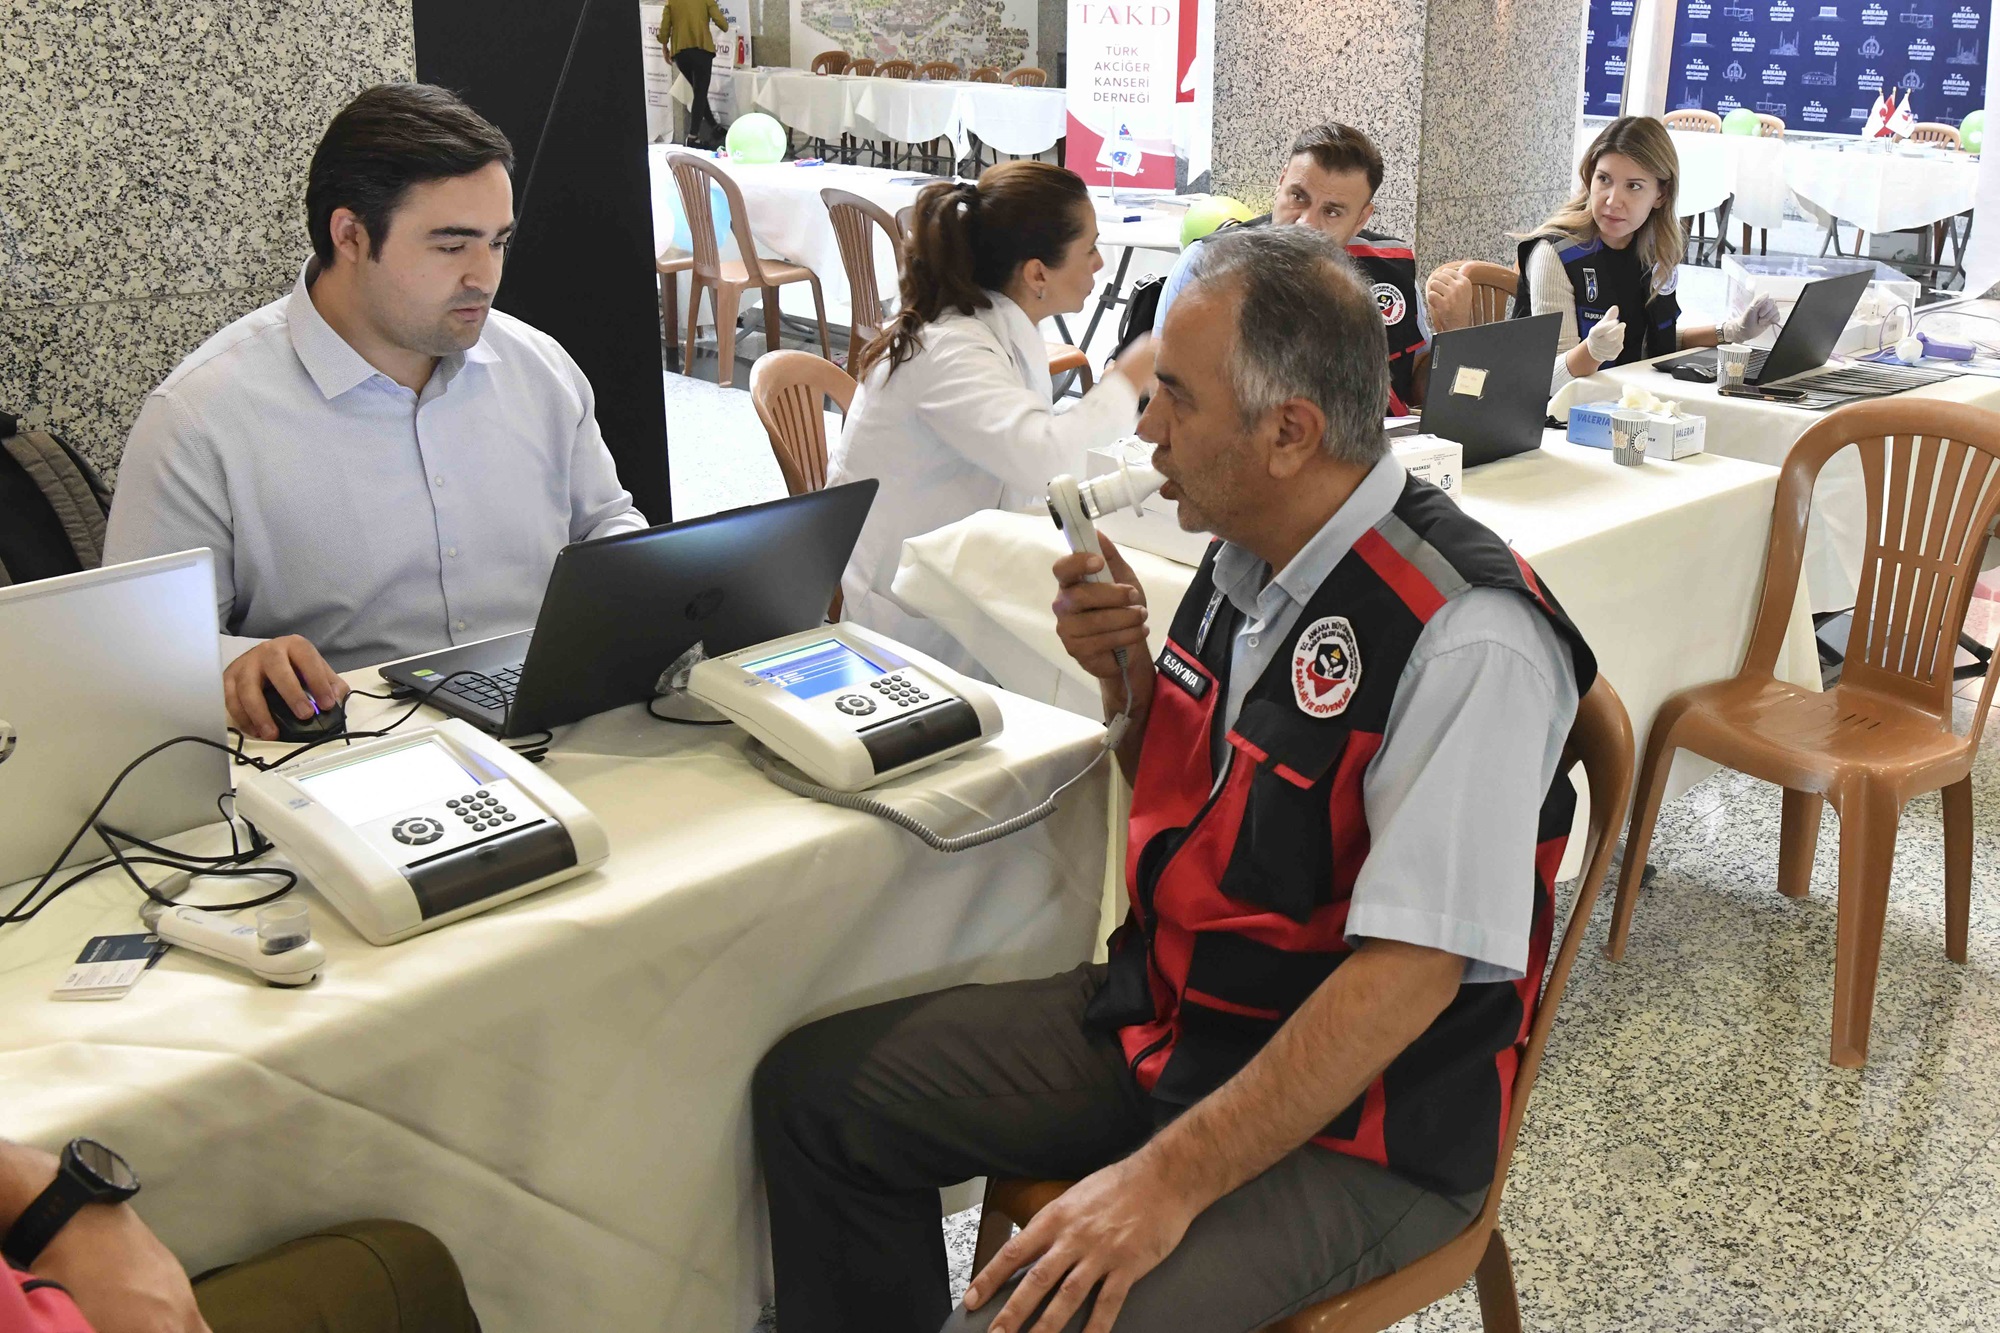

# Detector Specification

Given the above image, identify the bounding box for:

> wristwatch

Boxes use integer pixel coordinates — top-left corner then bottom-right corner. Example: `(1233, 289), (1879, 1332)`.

(2, 1139), (140, 1268)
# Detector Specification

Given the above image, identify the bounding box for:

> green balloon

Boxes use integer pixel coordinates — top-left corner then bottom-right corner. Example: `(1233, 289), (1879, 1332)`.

(725, 112), (788, 165)
(1722, 107), (1760, 136)
(1181, 196), (1254, 248)
(1962, 109), (1985, 154)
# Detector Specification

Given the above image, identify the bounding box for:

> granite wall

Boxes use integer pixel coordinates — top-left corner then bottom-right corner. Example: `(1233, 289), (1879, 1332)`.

(0, 0), (415, 478)
(1210, 0), (1586, 275)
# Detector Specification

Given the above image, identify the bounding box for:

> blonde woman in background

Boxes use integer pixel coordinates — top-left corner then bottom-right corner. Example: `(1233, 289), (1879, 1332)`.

(1510, 115), (1779, 392)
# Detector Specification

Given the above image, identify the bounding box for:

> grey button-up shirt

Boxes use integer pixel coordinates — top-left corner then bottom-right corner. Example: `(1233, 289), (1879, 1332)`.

(1207, 452), (1580, 983)
(104, 264), (646, 671)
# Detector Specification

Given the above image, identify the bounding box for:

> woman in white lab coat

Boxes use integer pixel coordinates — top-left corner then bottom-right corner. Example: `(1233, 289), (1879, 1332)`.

(828, 161), (1156, 674)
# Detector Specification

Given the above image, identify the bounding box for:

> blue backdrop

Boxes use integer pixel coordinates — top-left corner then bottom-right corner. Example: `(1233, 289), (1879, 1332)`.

(1583, 0), (1637, 116)
(1667, 0), (1988, 135)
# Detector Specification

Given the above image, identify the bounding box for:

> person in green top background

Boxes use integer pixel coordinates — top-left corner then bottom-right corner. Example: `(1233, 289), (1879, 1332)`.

(660, 0), (731, 148)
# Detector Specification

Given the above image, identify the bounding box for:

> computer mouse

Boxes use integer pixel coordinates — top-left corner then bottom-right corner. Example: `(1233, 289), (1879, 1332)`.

(261, 682), (347, 743)
(1669, 363), (1717, 384)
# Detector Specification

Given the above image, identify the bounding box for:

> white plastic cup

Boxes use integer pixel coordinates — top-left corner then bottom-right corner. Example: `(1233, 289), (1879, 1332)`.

(1717, 342), (1752, 388)
(1608, 409), (1650, 466)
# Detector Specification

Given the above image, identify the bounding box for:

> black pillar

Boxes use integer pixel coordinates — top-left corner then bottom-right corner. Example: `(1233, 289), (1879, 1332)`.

(413, 0), (673, 521)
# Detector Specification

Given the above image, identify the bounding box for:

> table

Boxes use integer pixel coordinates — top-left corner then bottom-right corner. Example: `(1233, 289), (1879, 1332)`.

(1669, 130), (1791, 232)
(0, 675), (1111, 1333)
(650, 149), (929, 330)
(1070, 192), (1186, 355)
(1571, 356), (2000, 613)
(890, 435), (1822, 811)
(1782, 141), (1979, 240)
(701, 70), (1069, 163)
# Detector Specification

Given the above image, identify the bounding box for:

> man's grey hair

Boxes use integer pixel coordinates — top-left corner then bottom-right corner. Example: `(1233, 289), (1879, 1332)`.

(1180, 227), (1391, 466)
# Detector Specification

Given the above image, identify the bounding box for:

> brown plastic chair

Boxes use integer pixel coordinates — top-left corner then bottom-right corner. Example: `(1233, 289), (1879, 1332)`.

(848, 57), (877, 76)
(1608, 400), (2000, 1068)
(1005, 67), (1048, 86)
(1911, 121), (1963, 149)
(656, 248), (693, 370)
(810, 49), (849, 74)
(748, 349), (854, 495)
(877, 59), (915, 79)
(917, 60), (961, 80)
(1046, 343), (1094, 398)
(822, 187), (907, 351)
(969, 66), (1003, 83)
(1663, 108), (1723, 132)
(1429, 260), (1518, 329)
(749, 350), (856, 619)
(666, 150), (832, 387)
(974, 676), (1636, 1333)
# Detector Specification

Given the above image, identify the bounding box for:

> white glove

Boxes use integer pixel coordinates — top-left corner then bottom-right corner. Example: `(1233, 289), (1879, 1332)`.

(1721, 294), (1781, 344)
(1583, 305), (1626, 362)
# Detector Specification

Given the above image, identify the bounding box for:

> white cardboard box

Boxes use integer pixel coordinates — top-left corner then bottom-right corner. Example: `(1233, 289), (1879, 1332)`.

(1392, 434), (1463, 498)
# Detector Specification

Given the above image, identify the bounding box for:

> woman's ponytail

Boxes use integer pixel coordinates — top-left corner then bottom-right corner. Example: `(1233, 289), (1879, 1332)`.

(851, 161), (1091, 382)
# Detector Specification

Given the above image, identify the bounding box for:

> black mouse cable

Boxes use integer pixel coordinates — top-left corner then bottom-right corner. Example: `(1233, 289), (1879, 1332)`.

(93, 823), (296, 917)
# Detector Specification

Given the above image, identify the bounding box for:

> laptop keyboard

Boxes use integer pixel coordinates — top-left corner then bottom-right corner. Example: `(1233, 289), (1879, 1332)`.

(437, 663), (523, 713)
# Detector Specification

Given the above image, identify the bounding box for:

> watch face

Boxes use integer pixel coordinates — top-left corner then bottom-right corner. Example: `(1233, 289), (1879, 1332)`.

(71, 1139), (136, 1193)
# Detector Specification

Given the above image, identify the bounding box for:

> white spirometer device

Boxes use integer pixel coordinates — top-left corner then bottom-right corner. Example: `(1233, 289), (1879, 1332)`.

(235, 720), (608, 945)
(687, 623), (1002, 791)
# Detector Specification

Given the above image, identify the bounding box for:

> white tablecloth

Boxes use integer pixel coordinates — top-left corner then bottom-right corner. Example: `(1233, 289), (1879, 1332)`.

(740, 71), (1068, 161)
(1783, 142), (1979, 236)
(1573, 359), (2000, 612)
(0, 678), (1110, 1333)
(890, 436), (1821, 810)
(1669, 130), (1792, 229)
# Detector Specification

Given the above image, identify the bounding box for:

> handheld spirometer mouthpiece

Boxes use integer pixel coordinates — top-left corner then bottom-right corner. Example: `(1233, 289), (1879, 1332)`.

(140, 899), (325, 987)
(1047, 458), (1169, 728)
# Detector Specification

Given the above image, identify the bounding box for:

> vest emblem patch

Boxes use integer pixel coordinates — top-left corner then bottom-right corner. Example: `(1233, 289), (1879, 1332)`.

(1370, 281), (1406, 326)
(1291, 616), (1362, 718)
(1583, 268), (1600, 303)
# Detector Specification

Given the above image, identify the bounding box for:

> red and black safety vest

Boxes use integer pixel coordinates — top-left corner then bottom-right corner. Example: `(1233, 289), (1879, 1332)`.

(1084, 476), (1597, 1198)
(1220, 218), (1427, 414)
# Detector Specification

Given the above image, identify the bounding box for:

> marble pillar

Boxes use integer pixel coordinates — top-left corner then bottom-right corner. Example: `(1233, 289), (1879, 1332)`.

(1211, 0), (1587, 275)
(0, 0), (414, 477)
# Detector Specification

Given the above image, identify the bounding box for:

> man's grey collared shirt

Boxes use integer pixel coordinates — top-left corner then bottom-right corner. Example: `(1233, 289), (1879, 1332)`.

(104, 265), (646, 670)
(1206, 452), (1580, 983)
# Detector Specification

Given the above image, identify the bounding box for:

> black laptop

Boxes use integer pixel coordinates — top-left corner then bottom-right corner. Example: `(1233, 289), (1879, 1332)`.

(381, 480), (878, 737)
(1653, 269), (1871, 385)
(1419, 313), (1562, 467)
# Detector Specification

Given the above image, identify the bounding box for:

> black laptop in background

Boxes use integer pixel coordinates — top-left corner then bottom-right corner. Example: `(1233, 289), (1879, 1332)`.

(1419, 313), (1562, 467)
(1652, 269), (1872, 384)
(381, 480), (878, 737)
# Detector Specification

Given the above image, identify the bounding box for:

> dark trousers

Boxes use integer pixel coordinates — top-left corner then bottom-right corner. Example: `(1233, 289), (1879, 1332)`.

(674, 47), (718, 141)
(193, 1220), (479, 1333)
(753, 964), (1482, 1333)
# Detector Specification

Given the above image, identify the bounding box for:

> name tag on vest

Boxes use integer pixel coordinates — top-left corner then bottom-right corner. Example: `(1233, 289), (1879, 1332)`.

(1157, 645), (1210, 700)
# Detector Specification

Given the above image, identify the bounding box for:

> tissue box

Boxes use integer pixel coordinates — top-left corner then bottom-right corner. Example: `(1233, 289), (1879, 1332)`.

(1566, 401), (1620, 448)
(1392, 434), (1463, 497)
(1565, 401), (1705, 459)
(1644, 411), (1705, 461)
(1085, 442), (1213, 565)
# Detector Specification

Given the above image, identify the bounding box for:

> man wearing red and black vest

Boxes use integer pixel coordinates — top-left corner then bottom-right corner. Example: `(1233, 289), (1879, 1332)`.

(753, 227), (1594, 1333)
(1151, 123), (1452, 413)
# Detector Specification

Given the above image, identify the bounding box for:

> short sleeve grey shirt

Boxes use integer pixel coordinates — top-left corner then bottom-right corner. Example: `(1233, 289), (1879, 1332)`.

(1209, 452), (1580, 983)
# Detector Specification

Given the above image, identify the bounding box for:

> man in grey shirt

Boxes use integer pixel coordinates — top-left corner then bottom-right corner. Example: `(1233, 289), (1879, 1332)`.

(752, 228), (1592, 1333)
(104, 84), (645, 740)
